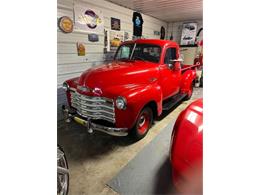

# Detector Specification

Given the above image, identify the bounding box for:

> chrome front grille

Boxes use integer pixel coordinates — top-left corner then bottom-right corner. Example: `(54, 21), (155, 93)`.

(70, 91), (115, 123)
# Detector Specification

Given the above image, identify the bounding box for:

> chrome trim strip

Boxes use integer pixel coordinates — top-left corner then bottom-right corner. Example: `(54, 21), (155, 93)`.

(73, 92), (113, 103)
(77, 106), (115, 116)
(91, 123), (128, 136)
(71, 101), (114, 111)
(76, 111), (115, 123)
(69, 87), (76, 92)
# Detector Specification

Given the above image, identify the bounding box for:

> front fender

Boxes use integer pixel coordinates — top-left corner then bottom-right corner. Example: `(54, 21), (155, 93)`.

(180, 70), (196, 93)
(64, 77), (79, 106)
(113, 83), (163, 129)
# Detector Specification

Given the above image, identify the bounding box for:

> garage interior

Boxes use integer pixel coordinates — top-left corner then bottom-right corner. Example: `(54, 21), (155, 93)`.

(57, 0), (203, 194)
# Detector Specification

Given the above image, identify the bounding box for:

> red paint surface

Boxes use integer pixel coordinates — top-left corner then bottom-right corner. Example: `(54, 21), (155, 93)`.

(64, 39), (200, 130)
(170, 98), (203, 193)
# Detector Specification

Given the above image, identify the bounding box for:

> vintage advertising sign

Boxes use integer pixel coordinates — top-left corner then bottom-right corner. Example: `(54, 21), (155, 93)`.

(58, 16), (73, 33)
(111, 17), (121, 31)
(180, 22), (197, 45)
(77, 42), (86, 56)
(110, 30), (124, 48)
(74, 3), (104, 33)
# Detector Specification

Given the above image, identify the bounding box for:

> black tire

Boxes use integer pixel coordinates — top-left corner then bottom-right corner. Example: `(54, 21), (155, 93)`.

(131, 107), (154, 141)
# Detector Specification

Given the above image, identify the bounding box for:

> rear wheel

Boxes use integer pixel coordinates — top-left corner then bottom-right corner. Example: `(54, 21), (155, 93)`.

(131, 107), (153, 141)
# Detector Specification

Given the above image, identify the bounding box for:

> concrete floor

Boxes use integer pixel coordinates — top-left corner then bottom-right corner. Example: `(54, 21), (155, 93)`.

(58, 87), (203, 195)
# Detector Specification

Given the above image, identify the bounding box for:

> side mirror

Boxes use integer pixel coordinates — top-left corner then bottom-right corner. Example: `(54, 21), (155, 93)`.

(168, 58), (183, 71)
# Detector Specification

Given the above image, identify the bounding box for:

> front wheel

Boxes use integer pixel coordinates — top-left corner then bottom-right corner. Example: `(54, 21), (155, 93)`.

(131, 107), (154, 141)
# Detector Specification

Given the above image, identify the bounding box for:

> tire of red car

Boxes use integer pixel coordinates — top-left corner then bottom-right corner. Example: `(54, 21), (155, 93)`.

(131, 106), (154, 140)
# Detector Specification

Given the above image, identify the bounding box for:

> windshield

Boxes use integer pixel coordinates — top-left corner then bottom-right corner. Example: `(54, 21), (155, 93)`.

(114, 43), (161, 63)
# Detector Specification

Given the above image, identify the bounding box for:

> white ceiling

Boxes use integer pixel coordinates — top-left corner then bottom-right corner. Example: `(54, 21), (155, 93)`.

(106, 0), (202, 22)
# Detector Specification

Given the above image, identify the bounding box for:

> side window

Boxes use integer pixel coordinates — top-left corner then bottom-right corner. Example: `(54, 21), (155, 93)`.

(164, 48), (176, 64)
(121, 46), (130, 58)
(115, 45), (132, 59)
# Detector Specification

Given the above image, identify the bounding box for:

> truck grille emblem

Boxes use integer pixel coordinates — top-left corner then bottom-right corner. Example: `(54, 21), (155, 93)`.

(77, 86), (102, 95)
(92, 88), (102, 96)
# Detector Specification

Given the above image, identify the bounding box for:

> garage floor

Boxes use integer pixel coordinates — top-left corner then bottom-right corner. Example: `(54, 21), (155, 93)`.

(58, 87), (203, 195)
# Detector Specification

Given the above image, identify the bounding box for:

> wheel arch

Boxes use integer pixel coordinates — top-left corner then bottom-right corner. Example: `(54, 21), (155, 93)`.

(180, 69), (196, 93)
(144, 100), (158, 120)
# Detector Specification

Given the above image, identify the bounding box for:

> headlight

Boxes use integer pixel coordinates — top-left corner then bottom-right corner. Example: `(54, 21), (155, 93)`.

(62, 82), (69, 91)
(116, 96), (127, 110)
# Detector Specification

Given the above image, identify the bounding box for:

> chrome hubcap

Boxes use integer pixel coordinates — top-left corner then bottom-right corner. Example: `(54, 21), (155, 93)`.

(139, 115), (145, 127)
(57, 147), (69, 195)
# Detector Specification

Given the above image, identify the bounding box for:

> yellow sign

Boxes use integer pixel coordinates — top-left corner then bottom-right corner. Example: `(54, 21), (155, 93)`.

(58, 16), (73, 33)
(77, 42), (86, 56)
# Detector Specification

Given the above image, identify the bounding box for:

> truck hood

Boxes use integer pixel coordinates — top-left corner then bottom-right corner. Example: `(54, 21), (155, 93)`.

(78, 60), (159, 96)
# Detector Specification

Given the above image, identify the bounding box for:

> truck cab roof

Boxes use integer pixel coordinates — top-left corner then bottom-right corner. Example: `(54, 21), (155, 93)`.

(122, 39), (179, 48)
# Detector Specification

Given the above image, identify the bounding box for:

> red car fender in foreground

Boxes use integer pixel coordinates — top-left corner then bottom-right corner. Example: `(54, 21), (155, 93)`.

(170, 98), (203, 193)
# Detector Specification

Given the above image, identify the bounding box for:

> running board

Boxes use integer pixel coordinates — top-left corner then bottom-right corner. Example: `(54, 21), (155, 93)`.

(162, 93), (187, 111)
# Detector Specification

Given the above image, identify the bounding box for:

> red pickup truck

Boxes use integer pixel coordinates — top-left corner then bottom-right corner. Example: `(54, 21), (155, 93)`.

(62, 39), (200, 140)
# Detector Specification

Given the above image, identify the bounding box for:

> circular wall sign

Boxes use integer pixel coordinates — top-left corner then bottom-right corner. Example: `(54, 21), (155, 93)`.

(58, 16), (73, 33)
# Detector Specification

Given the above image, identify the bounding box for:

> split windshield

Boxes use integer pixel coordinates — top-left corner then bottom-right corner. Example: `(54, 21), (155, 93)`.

(114, 43), (161, 63)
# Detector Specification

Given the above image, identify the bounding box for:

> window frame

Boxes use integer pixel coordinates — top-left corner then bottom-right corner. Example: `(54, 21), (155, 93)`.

(164, 47), (177, 64)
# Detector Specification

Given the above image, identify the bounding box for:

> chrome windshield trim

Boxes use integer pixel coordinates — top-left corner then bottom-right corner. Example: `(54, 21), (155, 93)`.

(130, 43), (137, 60)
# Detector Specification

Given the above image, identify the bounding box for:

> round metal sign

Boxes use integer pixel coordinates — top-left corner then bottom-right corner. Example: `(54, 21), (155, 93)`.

(58, 16), (73, 33)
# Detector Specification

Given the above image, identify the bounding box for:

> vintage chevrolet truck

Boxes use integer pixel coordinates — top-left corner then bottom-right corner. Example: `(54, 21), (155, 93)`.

(62, 39), (200, 140)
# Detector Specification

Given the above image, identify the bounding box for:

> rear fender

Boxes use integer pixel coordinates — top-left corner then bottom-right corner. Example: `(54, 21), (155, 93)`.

(180, 70), (196, 93)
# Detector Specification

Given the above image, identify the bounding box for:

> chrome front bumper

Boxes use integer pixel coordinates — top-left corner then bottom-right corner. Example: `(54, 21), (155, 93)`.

(62, 105), (128, 136)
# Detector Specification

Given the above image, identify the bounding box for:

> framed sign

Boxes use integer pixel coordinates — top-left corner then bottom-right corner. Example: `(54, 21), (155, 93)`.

(88, 34), (99, 42)
(58, 16), (73, 33)
(180, 22), (197, 45)
(111, 17), (120, 31)
(74, 3), (104, 33)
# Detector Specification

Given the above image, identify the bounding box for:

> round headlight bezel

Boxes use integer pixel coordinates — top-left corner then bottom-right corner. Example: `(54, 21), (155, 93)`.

(62, 82), (69, 91)
(116, 96), (127, 110)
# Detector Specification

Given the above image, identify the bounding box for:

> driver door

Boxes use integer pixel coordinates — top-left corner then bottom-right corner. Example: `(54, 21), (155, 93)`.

(159, 47), (181, 99)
